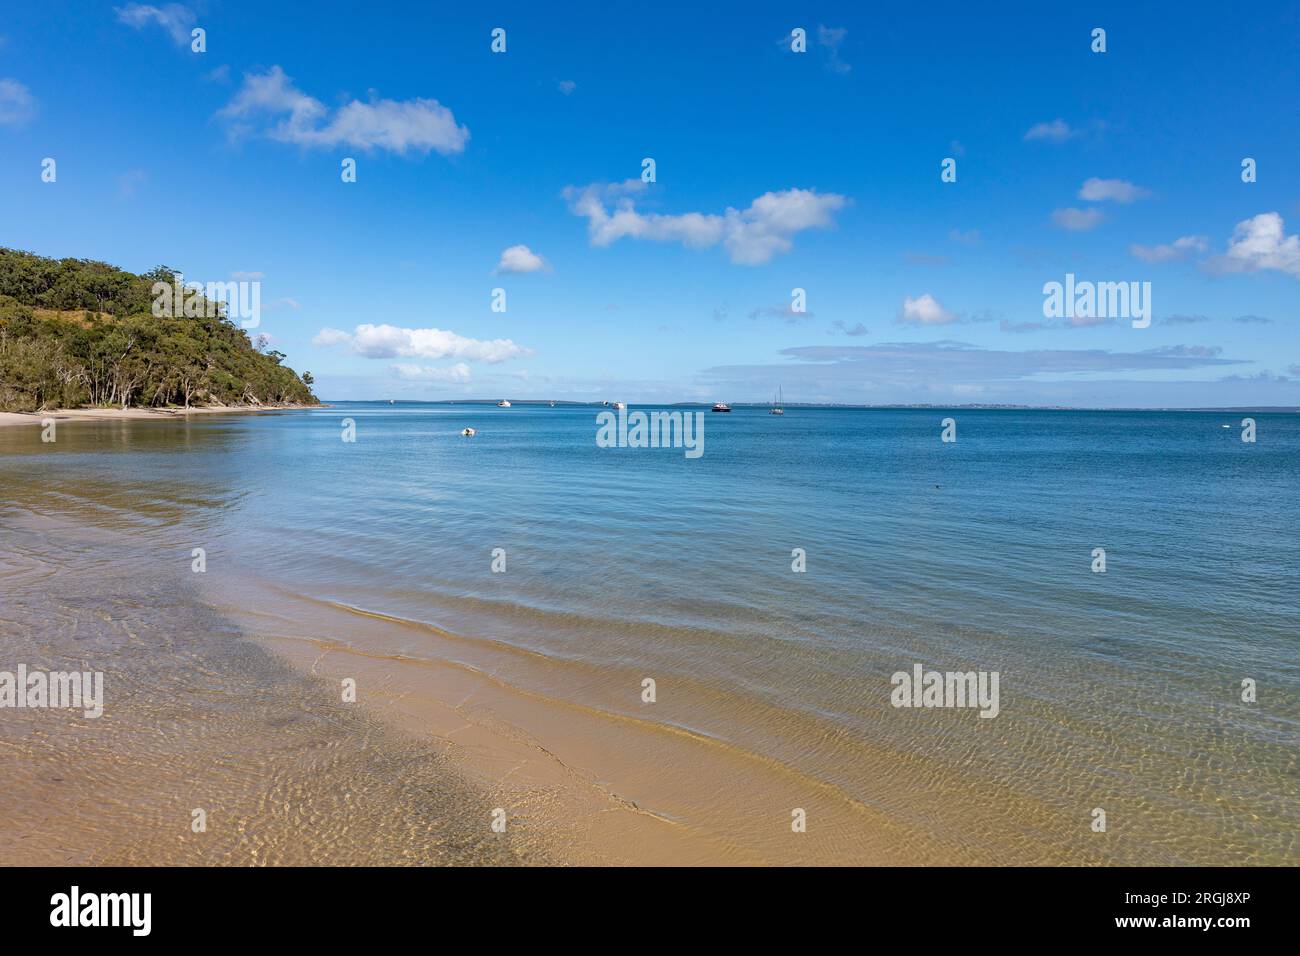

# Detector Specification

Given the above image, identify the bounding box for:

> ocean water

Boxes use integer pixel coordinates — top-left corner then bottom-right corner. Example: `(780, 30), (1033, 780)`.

(2, 404), (1297, 864)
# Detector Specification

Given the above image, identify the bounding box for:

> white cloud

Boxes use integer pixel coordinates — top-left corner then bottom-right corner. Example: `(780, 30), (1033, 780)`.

(114, 4), (195, 46)
(230, 270), (264, 281)
(1208, 212), (1300, 279)
(898, 293), (957, 325)
(311, 328), (353, 347)
(1024, 119), (1073, 142)
(495, 244), (548, 274)
(0, 79), (36, 125)
(218, 66), (468, 155)
(1130, 235), (1208, 263)
(564, 183), (848, 265)
(1078, 177), (1148, 203)
(390, 362), (471, 383)
(557, 80), (576, 95)
(314, 324), (531, 363)
(1052, 207), (1105, 231)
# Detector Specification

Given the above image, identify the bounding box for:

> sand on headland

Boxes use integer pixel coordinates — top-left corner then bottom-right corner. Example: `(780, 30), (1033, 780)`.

(0, 404), (320, 428)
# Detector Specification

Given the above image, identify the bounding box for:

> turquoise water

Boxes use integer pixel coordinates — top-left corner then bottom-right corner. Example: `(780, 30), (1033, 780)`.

(2, 404), (1297, 863)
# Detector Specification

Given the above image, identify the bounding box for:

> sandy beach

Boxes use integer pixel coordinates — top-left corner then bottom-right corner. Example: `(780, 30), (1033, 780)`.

(0, 404), (319, 429)
(2, 405), (1295, 866)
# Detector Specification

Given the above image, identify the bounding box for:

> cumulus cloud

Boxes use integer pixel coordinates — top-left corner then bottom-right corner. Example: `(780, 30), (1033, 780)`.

(564, 182), (848, 265)
(1024, 119), (1074, 142)
(0, 79), (36, 125)
(313, 324), (530, 363)
(312, 328), (352, 348)
(390, 362), (472, 383)
(114, 3), (194, 46)
(1052, 207), (1105, 231)
(1078, 177), (1148, 203)
(217, 66), (468, 155)
(1205, 212), (1300, 279)
(898, 293), (957, 325)
(494, 244), (548, 274)
(1130, 235), (1208, 263)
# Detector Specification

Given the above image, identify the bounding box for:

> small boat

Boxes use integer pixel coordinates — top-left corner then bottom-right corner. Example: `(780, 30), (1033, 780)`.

(613, 401), (626, 410)
(497, 400), (512, 408)
(388, 399), (395, 405)
(461, 427), (476, 436)
(549, 401), (556, 408)
(769, 386), (784, 415)
(711, 402), (731, 413)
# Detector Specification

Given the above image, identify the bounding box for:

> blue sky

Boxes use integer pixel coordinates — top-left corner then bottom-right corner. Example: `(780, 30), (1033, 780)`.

(1, 1), (1298, 406)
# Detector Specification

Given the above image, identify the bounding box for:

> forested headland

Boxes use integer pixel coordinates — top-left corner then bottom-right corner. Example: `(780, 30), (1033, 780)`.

(0, 247), (318, 412)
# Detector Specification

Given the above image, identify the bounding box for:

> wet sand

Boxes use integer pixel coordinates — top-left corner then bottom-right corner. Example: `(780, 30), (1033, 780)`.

(0, 404), (317, 429)
(3, 409), (1295, 866)
(0, 514), (546, 866)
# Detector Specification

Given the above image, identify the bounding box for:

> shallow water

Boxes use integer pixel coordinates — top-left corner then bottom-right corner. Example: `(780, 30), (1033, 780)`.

(1, 405), (1297, 864)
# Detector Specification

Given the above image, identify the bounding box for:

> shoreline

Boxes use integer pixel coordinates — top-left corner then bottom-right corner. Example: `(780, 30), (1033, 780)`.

(3, 406), (1293, 866)
(0, 403), (321, 429)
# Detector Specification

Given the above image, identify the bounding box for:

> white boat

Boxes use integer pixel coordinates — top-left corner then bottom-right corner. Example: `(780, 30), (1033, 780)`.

(613, 401), (626, 410)
(711, 402), (731, 413)
(461, 427), (476, 436)
(769, 386), (785, 415)
(497, 400), (512, 407)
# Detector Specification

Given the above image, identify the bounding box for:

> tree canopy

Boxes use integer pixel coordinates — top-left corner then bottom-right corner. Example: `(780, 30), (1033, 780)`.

(0, 247), (317, 412)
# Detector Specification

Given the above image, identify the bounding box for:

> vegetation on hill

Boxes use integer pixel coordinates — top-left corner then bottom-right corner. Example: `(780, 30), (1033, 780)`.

(0, 247), (317, 412)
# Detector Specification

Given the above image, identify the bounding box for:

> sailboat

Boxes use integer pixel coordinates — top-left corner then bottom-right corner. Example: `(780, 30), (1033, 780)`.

(769, 386), (785, 415)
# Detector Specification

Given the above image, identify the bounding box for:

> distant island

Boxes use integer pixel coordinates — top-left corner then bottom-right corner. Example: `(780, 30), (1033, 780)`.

(0, 247), (317, 413)
(386, 399), (1300, 413)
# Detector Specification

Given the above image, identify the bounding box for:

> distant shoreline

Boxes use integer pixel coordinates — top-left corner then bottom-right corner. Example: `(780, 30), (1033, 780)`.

(0, 402), (321, 429)
(343, 399), (1300, 413)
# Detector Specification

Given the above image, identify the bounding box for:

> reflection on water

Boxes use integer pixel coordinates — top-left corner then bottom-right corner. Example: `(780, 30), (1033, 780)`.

(0, 418), (544, 865)
(1, 407), (1297, 865)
